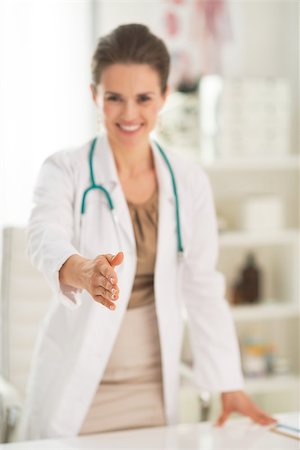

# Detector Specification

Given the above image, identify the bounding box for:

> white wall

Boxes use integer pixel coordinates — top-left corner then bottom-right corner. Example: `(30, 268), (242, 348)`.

(95, 0), (163, 36)
(96, 0), (299, 153)
(0, 0), (96, 226)
(1, 0), (298, 226)
(222, 0), (299, 153)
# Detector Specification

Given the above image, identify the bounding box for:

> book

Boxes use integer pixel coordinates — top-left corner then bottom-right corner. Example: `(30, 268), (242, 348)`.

(270, 422), (300, 441)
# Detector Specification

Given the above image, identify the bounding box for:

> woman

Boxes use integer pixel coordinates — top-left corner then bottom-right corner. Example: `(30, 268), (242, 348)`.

(22, 24), (276, 440)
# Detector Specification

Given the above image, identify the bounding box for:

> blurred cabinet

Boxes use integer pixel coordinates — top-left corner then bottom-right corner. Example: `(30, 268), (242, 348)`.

(179, 156), (300, 418)
(159, 81), (299, 418)
(212, 161), (299, 415)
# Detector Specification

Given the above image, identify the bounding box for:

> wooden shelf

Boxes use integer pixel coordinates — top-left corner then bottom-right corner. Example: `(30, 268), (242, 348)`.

(231, 302), (300, 321)
(219, 229), (299, 247)
(180, 363), (299, 395)
(201, 155), (300, 171)
(244, 374), (300, 394)
(171, 146), (300, 171)
(181, 302), (299, 323)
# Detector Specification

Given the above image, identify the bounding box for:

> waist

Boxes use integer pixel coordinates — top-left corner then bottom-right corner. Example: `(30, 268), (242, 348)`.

(101, 302), (162, 384)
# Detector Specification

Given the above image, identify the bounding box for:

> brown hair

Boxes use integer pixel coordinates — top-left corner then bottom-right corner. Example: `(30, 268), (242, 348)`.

(91, 24), (170, 93)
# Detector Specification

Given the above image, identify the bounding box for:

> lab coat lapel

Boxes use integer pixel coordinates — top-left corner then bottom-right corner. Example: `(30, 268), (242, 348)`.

(93, 133), (177, 262)
(151, 138), (180, 425)
(151, 138), (177, 289)
(93, 133), (135, 251)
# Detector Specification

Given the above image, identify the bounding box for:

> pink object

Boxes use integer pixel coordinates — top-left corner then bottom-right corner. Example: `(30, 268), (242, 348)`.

(165, 11), (180, 36)
(196, 0), (224, 36)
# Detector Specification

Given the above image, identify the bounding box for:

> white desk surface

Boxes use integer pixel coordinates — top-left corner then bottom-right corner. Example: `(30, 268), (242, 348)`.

(1, 412), (299, 449)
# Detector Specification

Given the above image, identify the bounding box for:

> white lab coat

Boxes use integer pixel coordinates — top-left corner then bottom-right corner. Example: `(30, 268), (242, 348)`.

(21, 131), (244, 440)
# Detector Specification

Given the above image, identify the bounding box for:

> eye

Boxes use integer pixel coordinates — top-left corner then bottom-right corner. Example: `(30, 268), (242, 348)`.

(138, 95), (151, 103)
(106, 95), (122, 102)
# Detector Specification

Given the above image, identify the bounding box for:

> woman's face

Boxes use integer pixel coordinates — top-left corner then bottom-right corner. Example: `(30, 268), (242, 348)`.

(93, 63), (168, 150)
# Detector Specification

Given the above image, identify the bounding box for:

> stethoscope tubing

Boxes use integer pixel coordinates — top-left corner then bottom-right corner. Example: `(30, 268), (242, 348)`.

(81, 137), (184, 256)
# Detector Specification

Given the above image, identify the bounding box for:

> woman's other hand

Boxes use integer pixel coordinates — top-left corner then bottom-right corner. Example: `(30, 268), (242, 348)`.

(59, 252), (124, 310)
(215, 390), (277, 427)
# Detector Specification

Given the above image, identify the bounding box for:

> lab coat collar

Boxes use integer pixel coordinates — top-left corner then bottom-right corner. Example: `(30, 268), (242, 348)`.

(93, 132), (134, 250)
(150, 133), (174, 203)
(93, 132), (120, 191)
(92, 131), (174, 248)
(93, 131), (174, 199)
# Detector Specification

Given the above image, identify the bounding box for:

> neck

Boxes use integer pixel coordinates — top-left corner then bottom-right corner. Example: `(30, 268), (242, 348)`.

(108, 136), (154, 178)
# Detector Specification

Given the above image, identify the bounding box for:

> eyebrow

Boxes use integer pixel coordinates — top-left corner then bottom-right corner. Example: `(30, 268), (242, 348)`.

(104, 91), (155, 96)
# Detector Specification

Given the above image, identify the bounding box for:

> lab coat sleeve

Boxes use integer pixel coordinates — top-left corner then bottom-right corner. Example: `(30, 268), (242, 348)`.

(181, 169), (244, 392)
(27, 151), (82, 310)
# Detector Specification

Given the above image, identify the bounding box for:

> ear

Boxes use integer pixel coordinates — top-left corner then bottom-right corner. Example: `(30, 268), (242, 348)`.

(163, 84), (171, 100)
(159, 84), (171, 111)
(90, 84), (97, 103)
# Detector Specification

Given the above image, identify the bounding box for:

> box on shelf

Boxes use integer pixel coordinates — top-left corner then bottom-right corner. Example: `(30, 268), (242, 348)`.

(240, 195), (284, 232)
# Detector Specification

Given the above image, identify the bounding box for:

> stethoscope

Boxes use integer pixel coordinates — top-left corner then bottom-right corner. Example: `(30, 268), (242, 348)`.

(81, 137), (184, 257)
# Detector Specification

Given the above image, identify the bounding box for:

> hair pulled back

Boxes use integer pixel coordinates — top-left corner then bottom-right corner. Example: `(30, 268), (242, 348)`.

(91, 24), (170, 94)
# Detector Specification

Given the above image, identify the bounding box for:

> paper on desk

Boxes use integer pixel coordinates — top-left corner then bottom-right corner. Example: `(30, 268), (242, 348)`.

(271, 413), (300, 441)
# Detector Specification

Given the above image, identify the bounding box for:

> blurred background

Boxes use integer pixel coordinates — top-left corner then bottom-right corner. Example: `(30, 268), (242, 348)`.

(0, 0), (299, 440)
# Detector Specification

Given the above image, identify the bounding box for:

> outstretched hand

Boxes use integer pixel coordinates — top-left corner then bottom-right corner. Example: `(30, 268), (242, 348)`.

(79, 251), (124, 310)
(215, 390), (277, 427)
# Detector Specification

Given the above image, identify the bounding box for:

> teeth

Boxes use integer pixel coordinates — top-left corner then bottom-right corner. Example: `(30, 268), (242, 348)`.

(119, 124), (141, 132)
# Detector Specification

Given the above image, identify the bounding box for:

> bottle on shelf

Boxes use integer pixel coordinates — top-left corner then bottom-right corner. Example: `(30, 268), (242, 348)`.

(241, 335), (275, 378)
(231, 253), (261, 304)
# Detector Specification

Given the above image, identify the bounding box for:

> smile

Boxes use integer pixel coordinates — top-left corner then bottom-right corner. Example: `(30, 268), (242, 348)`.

(117, 123), (143, 133)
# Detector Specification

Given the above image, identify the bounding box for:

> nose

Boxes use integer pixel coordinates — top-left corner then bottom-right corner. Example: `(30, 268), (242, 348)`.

(121, 100), (139, 120)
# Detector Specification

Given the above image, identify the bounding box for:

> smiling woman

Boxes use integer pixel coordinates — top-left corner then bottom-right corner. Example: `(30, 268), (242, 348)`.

(95, 63), (168, 159)
(22, 23), (276, 441)
(88, 25), (171, 204)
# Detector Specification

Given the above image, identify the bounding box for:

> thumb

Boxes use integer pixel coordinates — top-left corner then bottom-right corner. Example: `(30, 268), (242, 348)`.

(111, 251), (124, 267)
(215, 411), (230, 427)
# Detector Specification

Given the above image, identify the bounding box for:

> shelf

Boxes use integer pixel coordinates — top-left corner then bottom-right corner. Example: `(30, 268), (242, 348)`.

(200, 155), (300, 171)
(181, 363), (299, 395)
(182, 302), (300, 323)
(171, 146), (300, 171)
(231, 302), (300, 321)
(244, 374), (300, 394)
(219, 229), (299, 247)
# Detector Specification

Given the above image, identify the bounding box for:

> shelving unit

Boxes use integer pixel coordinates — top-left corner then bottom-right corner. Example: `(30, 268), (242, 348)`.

(158, 0), (299, 421)
(159, 71), (299, 418)
(214, 154), (299, 408)
(176, 144), (300, 418)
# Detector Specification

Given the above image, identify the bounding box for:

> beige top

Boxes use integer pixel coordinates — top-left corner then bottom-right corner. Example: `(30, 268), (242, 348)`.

(127, 188), (159, 309)
(79, 187), (165, 435)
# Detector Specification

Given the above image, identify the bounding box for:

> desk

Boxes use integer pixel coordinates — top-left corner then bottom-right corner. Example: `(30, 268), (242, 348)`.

(1, 412), (299, 449)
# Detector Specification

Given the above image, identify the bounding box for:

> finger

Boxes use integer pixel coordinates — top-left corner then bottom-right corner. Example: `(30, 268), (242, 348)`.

(214, 411), (230, 427)
(248, 398), (278, 423)
(93, 285), (119, 302)
(256, 410), (278, 425)
(94, 274), (118, 294)
(96, 259), (117, 282)
(94, 295), (116, 311)
(110, 252), (124, 267)
(258, 417), (277, 426)
(244, 401), (273, 423)
(251, 413), (277, 426)
(104, 252), (124, 285)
